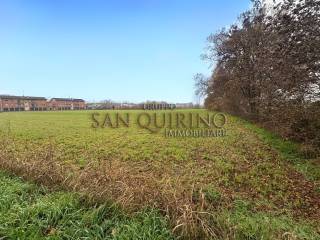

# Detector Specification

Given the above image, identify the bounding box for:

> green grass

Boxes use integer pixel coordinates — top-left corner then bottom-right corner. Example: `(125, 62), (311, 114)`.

(0, 110), (319, 239)
(0, 171), (174, 240)
(215, 199), (320, 240)
(241, 118), (320, 182)
(241, 119), (302, 162)
(1, 171), (318, 240)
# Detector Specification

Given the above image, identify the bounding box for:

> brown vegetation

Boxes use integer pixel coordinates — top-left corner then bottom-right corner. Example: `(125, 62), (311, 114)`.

(196, 0), (320, 154)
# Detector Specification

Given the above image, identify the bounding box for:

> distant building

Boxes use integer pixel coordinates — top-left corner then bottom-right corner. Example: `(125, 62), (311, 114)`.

(0, 95), (86, 112)
(175, 102), (194, 109)
(0, 95), (47, 112)
(48, 98), (86, 110)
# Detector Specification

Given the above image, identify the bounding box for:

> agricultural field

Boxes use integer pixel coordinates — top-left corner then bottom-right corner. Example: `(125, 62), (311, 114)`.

(0, 110), (319, 240)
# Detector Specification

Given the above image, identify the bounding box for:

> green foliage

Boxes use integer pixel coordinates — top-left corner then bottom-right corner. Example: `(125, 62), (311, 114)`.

(203, 186), (221, 204)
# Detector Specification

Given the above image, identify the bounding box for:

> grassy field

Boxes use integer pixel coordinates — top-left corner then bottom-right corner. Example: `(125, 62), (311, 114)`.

(0, 171), (174, 239)
(0, 110), (319, 239)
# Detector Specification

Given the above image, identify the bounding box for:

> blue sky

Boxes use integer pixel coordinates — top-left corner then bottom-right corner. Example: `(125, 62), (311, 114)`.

(0, 0), (251, 103)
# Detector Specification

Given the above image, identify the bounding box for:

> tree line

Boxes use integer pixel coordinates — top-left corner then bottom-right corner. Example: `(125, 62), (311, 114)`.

(196, 0), (320, 155)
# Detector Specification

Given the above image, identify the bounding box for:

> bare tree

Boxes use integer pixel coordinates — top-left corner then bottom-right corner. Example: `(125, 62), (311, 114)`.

(196, 0), (320, 154)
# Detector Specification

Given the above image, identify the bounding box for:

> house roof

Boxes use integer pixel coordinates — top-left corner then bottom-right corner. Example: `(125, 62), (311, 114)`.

(0, 95), (47, 100)
(50, 98), (85, 102)
(0, 95), (85, 102)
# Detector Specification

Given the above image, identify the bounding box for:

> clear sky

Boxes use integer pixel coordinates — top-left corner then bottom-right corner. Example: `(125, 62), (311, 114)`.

(0, 0), (251, 103)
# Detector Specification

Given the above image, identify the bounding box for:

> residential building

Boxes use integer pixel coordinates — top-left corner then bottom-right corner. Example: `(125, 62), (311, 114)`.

(48, 98), (86, 110)
(0, 95), (47, 111)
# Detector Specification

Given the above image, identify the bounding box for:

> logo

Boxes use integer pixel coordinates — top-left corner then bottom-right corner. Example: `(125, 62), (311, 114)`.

(91, 111), (227, 138)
